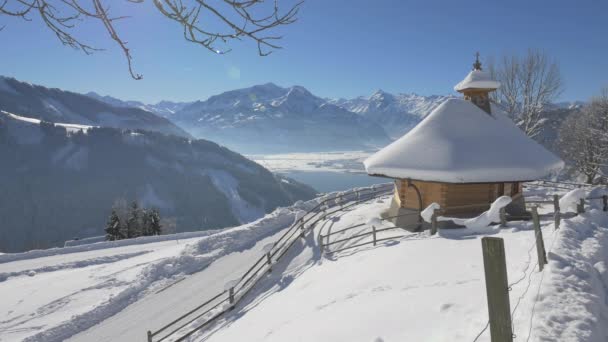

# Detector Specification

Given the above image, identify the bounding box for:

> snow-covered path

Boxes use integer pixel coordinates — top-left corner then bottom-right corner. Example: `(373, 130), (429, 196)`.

(67, 232), (281, 342)
(0, 202), (312, 342)
(0, 239), (196, 342)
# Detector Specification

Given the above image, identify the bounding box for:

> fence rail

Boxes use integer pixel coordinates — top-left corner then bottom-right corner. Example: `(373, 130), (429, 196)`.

(319, 185), (608, 257)
(146, 183), (394, 342)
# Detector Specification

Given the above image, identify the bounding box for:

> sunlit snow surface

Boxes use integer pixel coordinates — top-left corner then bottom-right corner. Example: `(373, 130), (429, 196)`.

(1, 186), (608, 342)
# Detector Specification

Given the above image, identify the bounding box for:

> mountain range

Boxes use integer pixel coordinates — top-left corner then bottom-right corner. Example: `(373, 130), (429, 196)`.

(84, 85), (476, 148)
(88, 84), (453, 150)
(329, 90), (452, 138)
(167, 83), (392, 153)
(86, 91), (193, 117)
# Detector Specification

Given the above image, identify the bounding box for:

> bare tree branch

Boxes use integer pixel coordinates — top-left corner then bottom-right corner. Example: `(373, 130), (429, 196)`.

(489, 49), (563, 138)
(0, 0), (302, 79)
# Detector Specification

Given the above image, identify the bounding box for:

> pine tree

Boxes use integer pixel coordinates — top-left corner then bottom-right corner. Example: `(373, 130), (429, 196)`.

(149, 209), (163, 236)
(126, 201), (142, 238)
(104, 209), (121, 241)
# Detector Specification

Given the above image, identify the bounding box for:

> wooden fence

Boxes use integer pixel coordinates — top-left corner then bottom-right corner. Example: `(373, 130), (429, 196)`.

(146, 183), (394, 342)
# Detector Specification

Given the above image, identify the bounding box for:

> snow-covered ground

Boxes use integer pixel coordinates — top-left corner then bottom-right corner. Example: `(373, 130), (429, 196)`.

(0, 201), (316, 342)
(1, 186), (607, 342)
(196, 187), (608, 342)
(1, 110), (95, 133)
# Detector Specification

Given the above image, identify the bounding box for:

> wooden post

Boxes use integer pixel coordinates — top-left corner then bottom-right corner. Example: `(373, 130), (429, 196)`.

(318, 234), (324, 254)
(228, 286), (235, 310)
(481, 237), (513, 342)
(147, 330), (153, 342)
(531, 206), (548, 271)
(553, 194), (560, 229)
(577, 198), (585, 214)
(499, 207), (507, 227)
(266, 252), (272, 273)
(372, 225), (377, 246)
(603, 195), (608, 212)
(430, 210), (438, 235)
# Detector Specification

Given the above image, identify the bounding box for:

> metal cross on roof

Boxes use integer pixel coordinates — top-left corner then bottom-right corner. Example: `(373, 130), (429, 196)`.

(473, 52), (482, 71)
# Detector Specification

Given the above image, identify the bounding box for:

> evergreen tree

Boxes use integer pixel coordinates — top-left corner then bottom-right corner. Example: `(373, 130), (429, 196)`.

(126, 201), (142, 238)
(104, 209), (121, 241)
(149, 209), (163, 236)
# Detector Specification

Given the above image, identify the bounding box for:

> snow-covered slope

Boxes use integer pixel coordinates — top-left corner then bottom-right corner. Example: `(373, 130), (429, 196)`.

(0, 112), (316, 252)
(2, 185), (606, 342)
(330, 90), (451, 138)
(172, 83), (391, 153)
(85, 92), (193, 117)
(0, 200), (317, 342)
(0, 76), (190, 138)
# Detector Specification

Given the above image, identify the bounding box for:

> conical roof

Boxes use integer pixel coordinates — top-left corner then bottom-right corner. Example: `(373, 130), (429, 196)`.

(364, 98), (564, 183)
(454, 69), (500, 92)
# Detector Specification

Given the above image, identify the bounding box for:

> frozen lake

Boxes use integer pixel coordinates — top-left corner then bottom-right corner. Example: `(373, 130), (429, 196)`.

(248, 151), (389, 192)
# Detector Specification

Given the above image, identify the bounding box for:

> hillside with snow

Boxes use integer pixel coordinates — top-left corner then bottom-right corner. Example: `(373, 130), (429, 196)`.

(0, 111), (315, 252)
(171, 83), (391, 153)
(0, 76), (190, 138)
(1, 184), (607, 342)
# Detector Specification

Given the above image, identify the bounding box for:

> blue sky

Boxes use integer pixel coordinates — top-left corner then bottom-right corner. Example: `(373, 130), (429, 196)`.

(0, 0), (606, 103)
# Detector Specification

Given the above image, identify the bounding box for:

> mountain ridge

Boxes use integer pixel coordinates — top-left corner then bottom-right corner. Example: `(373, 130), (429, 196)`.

(0, 76), (190, 138)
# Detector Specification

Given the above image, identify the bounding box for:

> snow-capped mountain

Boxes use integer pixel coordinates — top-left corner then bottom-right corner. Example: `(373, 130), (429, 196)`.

(86, 91), (193, 117)
(330, 90), (453, 138)
(0, 76), (190, 138)
(0, 111), (316, 253)
(172, 83), (391, 153)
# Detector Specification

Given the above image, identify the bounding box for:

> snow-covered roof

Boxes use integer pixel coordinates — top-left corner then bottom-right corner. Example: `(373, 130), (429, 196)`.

(364, 98), (564, 183)
(454, 69), (501, 92)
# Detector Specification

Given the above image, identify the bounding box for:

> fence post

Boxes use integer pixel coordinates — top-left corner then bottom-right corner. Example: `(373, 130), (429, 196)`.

(430, 209), (439, 235)
(266, 252), (273, 273)
(603, 195), (608, 212)
(553, 194), (560, 229)
(577, 198), (585, 214)
(499, 207), (507, 227)
(372, 225), (377, 246)
(318, 234), (324, 254)
(481, 237), (514, 342)
(531, 206), (548, 271)
(228, 286), (235, 310)
(147, 330), (153, 342)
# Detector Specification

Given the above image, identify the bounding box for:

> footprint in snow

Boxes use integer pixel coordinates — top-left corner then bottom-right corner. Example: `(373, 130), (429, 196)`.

(439, 303), (454, 312)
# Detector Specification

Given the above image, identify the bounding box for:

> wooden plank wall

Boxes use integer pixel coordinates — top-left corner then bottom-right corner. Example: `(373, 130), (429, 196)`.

(395, 180), (522, 216)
